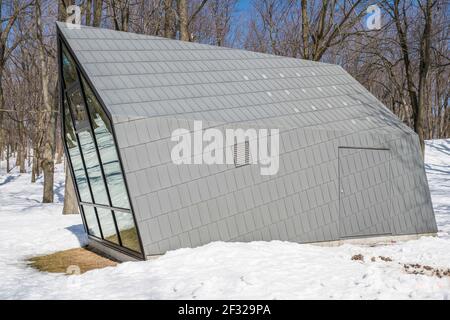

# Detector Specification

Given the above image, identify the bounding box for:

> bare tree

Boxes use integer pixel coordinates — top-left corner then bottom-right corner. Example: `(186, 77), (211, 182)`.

(209, 0), (237, 46)
(108, 0), (130, 31)
(377, 0), (438, 154)
(164, 0), (176, 38)
(58, 0), (79, 214)
(36, 0), (56, 203)
(176, 0), (209, 41)
(93, 0), (103, 27)
(0, 1), (31, 171)
(177, 0), (189, 41)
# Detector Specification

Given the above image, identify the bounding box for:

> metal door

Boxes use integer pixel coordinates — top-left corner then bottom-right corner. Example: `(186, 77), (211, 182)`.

(338, 148), (392, 238)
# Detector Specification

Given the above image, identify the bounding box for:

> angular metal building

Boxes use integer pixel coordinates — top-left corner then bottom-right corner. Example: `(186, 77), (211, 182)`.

(57, 22), (437, 261)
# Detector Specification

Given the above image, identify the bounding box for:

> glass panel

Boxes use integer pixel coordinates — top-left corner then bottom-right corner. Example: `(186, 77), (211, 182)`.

(64, 98), (92, 203)
(68, 85), (109, 206)
(68, 88), (90, 132)
(78, 129), (109, 206)
(97, 208), (119, 244)
(115, 211), (141, 253)
(62, 45), (78, 88)
(81, 76), (131, 209)
(82, 206), (101, 238)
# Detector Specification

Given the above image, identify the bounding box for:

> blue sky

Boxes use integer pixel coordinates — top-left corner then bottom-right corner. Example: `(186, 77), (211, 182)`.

(235, 0), (252, 13)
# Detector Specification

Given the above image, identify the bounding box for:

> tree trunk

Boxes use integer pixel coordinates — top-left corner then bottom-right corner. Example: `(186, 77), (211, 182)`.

(0, 75), (4, 171)
(177, 0), (189, 41)
(164, 0), (176, 39)
(36, 1), (55, 203)
(63, 162), (79, 214)
(58, 0), (75, 21)
(27, 143), (32, 168)
(31, 147), (38, 183)
(56, 138), (63, 164)
(36, 152), (41, 177)
(93, 0), (103, 27)
(86, 0), (92, 26)
(301, 0), (310, 59)
(57, 0), (80, 212)
(6, 143), (10, 173)
(415, 0), (433, 156)
(122, 8), (129, 32)
(16, 141), (26, 173)
(54, 80), (63, 165)
(19, 144), (26, 173)
(41, 155), (54, 202)
(17, 115), (26, 173)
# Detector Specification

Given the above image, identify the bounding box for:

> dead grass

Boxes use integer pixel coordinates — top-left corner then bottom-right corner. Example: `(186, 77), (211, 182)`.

(28, 247), (118, 275)
(105, 228), (141, 253)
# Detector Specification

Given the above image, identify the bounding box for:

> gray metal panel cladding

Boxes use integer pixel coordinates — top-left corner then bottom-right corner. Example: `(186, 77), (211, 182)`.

(56, 22), (412, 135)
(57, 22), (437, 257)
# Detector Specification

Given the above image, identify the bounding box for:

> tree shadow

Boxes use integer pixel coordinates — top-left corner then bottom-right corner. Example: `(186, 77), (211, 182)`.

(65, 224), (89, 246)
(427, 142), (450, 157)
(54, 182), (65, 203)
(0, 175), (18, 186)
(425, 164), (450, 175)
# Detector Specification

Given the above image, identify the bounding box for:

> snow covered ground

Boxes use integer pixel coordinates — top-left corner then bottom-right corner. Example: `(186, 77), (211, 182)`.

(0, 140), (449, 300)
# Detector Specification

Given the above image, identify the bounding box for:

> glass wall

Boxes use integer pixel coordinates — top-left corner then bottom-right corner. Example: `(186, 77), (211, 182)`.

(62, 45), (77, 88)
(82, 206), (101, 238)
(64, 99), (92, 203)
(97, 208), (120, 245)
(81, 76), (131, 209)
(60, 40), (142, 256)
(115, 211), (141, 252)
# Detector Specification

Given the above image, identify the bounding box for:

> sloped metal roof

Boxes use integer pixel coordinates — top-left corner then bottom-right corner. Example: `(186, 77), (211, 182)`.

(57, 22), (412, 135)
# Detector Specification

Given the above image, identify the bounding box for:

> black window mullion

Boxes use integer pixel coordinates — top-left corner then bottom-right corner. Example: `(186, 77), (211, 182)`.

(63, 88), (91, 195)
(76, 68), (123, 247)
(80, 202), (131, 214)
(59, 38), (91, 239)
(64, 88), (104, 239)
(60, 41), (102, 238)
(61, 51), (107, 241)
(93, 207), (104, 239)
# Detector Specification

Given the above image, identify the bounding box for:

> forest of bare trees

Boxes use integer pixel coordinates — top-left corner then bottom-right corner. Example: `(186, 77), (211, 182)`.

(0, 0), (448, 208)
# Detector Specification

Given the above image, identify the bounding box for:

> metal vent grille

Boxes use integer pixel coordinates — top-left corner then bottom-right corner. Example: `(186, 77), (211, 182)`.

(234, 141), (250, 167)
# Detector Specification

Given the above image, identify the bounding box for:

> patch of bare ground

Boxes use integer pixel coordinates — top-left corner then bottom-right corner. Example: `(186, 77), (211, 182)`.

(351, 254), (364, 261)
(377, 256), (393, 262)
(351, 254), (450, 279)
(403, 264), (450, 278)
(28, 247), (119, 275)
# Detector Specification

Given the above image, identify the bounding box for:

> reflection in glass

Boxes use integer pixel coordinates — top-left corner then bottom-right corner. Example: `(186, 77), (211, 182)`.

(78, 129), (109, 206)
(97, 208), (119, 244)
(115, 211), (141, 253)
(82, 206), (101, 237)
(62, 46), (78, 88)
(64, 99), (92, 203)
(68, 89), (90, 131)
(60, 42), (142, 255)
(81, 76), (131, 209)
